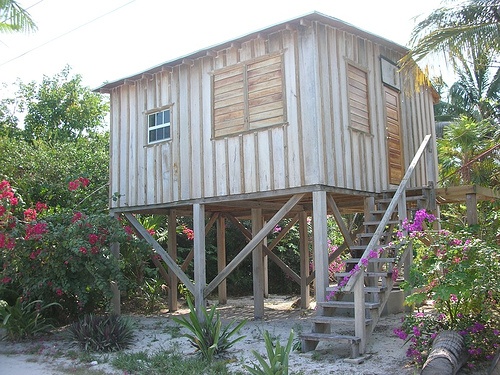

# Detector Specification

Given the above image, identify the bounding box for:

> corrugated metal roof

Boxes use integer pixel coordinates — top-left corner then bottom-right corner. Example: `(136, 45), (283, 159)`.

(96, 11), (409, 92)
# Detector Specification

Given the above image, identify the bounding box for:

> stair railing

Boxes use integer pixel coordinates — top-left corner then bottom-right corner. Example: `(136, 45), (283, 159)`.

(343, 134), (434, 351)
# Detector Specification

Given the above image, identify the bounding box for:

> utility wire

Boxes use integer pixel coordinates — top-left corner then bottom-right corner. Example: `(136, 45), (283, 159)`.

(0, 0), (136, 67)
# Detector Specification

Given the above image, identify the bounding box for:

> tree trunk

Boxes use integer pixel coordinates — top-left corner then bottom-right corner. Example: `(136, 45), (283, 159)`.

(420, 331), (468, 375)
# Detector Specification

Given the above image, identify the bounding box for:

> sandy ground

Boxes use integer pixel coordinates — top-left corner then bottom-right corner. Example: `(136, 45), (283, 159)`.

(0, 295), (481, 375)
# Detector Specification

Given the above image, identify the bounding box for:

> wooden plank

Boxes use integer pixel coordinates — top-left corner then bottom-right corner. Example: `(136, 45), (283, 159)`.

(124, 213), (195, 293)
(167, 210), (178, 311)
(217, 215), (227, 304)
(327, 195), (355, 249)
(252, 208), (265, 319)
(193, 204), (206, 317)
(224, 213), (301, 284)
(204, 193), (305, 297)
(313, 190), (328, 305)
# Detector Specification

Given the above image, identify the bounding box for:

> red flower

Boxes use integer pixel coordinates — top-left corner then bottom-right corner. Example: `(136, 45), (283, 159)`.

(0, 206), (6, 216)
(55, 288), (63, 296)
(182, 226), (194, 240)
(88, 233), (99, 245)
(71, 212), (83, 223)
(24, 222), (48, 240)
(35, 202), (48, 212)
(78, 177), (90, 187)
(124, 226), (134, 235)
(91, 246), (99, 255)
(1, 276), (12, 284)
(79, 246), (87, 255)
(68, 180), (80, 191)
(24, 208), (37, 221)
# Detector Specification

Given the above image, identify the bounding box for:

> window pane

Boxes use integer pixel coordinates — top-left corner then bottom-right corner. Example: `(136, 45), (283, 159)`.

(148, 114), (155, 127)
(163, 110), (170, 124)
(156, 112), (163, 125)
(165, 125), (170, 139)
(149, 129), (156, 142)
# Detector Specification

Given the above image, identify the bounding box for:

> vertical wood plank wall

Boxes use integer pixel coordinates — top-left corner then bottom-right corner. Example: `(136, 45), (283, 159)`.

(108, 21), (436, 210)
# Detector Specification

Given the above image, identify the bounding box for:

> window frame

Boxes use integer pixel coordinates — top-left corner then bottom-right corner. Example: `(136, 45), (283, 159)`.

(145, 106), (172, 145)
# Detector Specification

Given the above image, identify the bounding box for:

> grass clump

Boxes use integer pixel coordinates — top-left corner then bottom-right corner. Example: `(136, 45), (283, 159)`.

(68, 313), (134, 352)
(112, 349), (232, 375)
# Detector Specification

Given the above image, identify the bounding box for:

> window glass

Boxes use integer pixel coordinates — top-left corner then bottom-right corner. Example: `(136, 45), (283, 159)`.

(147, 109), (171, 144)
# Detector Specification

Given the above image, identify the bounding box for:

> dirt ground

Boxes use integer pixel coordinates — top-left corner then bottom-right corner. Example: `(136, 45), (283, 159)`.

(0, 295), (488, 374)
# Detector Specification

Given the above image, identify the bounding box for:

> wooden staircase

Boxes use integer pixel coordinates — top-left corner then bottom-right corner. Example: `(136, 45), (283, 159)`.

(300, 135), (436, 361)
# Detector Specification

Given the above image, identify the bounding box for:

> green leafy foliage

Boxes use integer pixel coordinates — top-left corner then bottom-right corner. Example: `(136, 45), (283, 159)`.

(0, 297), (61, 340)
(244, 329), (295, 375)
(172, 296), (247, 361)
(68, 313), (134, 352)
(394, 210), (500, 368)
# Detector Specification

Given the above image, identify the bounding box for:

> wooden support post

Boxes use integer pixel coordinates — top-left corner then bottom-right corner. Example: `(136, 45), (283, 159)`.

(354, 276), (366, 354)
(263, 226), (269, 299)
(313, 190), (328, 306)
(167, 210), (178, 311)
(299, 211), (310, 309)
(252, 208), (265, 319)
(465, 193), (478, 226)
(193, 204), (206, 320)
(217, 215), (227, 305)
(110, 241), (120, 315)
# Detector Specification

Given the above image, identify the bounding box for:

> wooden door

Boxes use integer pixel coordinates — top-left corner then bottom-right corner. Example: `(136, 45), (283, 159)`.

(384, 86), (404, 185)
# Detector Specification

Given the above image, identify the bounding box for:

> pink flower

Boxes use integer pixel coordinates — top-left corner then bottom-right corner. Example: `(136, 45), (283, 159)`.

(35, 202), (48, 212)
(1, 276), (12, 284)
(182, 226), (194, 240)
(24, 222), (48, 240)
(68, 180), (80, 191)
(24, 208), (37, 221)
(79, 246), (87, 255)
(55, 288), (63, 296)
(450, 294), (458, 303)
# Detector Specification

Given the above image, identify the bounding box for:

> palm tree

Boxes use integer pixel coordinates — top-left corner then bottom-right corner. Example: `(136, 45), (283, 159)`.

(0, 0), (37, 33)
(404, 0), (500, 66)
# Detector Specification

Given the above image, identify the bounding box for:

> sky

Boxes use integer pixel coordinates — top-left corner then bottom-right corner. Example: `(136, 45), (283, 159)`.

(0, 0), (448, 91)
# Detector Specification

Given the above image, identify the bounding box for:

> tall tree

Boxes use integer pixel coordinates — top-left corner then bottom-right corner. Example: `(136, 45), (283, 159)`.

(17, 66), (109, 143)
(0, 0), (37, 33)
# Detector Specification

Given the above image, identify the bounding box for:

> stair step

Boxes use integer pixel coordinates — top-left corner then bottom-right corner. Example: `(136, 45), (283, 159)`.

(377, 195), (425, 204)
(363, 220), (399, 226)
(301, 332), (361, 343)
(311, 316), (373, 325)
(301, 332), (362, 358)
(326, 285), (387, 293)
(343, 257), (395, 263)
(318, 300), (380, 309)
(335, 272), (392, 278)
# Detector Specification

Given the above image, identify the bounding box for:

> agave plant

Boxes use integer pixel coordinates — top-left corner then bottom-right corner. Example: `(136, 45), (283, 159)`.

(172, 296), (247, 361)
(244, 329), (295, 375)
(68, 314), (135, 352)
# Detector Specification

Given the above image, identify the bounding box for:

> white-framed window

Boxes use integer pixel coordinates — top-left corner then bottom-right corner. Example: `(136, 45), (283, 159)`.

(147, 108), (171, 144)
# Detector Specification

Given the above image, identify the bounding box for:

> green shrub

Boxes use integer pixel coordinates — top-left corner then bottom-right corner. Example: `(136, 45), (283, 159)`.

(68, 313), (135, 352)
(172, 296), (247, 360)
(0, 297), (61, 340)
(244, 329), (295, 375)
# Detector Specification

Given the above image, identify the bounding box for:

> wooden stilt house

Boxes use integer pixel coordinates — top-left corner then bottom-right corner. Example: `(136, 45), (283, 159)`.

(98, 12), (440, 358)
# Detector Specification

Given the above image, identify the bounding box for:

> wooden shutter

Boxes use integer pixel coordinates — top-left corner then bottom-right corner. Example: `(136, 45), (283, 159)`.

(213, 54), (285, 137)
(213, 65), (245, 137)
(347, 64), (370, 133)
(247, 55), (284, 130)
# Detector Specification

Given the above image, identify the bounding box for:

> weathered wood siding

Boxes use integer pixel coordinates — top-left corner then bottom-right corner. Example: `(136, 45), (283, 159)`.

(108, 20), (436, 210)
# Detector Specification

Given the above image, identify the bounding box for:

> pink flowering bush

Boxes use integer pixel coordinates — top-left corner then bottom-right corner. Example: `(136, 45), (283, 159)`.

(394, 210), (500, 368)
(0, 179), (150, 321)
